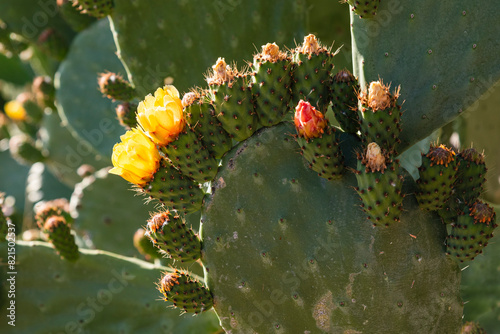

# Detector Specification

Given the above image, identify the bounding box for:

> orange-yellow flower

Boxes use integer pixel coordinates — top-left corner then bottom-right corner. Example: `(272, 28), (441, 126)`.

(109, 128), (161, 186)
(4, 100), (27, 121)
(294, 100), (328, 139)
(136, 85), (185, 146)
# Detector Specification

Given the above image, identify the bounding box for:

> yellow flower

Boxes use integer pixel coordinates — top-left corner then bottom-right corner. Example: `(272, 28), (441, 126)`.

(109, 128), (161, 186)
(136, 85), (185, 146)
(4, 100), (27, 121)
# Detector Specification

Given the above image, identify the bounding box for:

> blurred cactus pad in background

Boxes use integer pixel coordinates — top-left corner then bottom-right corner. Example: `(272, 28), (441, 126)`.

(1, 0), (500, 333)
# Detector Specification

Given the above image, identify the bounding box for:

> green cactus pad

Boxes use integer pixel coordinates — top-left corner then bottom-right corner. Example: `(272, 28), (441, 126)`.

(446, 200), (497, 263)
(0, 241), (222, 333)
(146, 211), (201, 263)
(140, 160), (205, 214)
(73, 0), (114, 18)
(355, 144), (404, 226)
(210, 69), (259, 142)
(346, 0), (381, 19)
(296, 126), (344, 180)
(201, 123), (462, 333)
(416, 144), (458, 211)
(161, 126), (218, 184)
(41, 216), (79, 262)
(291, 35), (335, 113)
(359, 80), (402, 153)
(331, 69), (361, 134)
(158, 269), (214, 314)
(97, 72), (136, 101)
(252, 43), (293, 127)
(455, 148), (486, 204)
(183, 91), (232, 159)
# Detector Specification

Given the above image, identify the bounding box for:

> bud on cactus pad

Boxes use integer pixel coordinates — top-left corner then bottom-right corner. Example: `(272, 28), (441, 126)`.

(291, 34), (336, 113)
(355, 143), (404, 226)
(161, 125), (219, 183)
(133, 228), (162, 260)
(115, 102), (138, 129)
(358, 80), (402, 153)
(294, 100), (344, 180)
(207, 58), (259, 142)
(416, 144), (458, 211)
(73, 0), (114, 18)
(182, 90), (232, 159)
(42, 216), (79, 262)
(34, 198), (73, 228)
(446, 200), (497, 263)
(98, 72), (135, 101)
(346, 0), (381, 19)
(331, 69), (360, 134)
(140, 159), (205, 214)
(454, 147), (487, 204)
(158, 270), (213, 314)
(145, 211), (201, 263)
(252, 43), (293, 126)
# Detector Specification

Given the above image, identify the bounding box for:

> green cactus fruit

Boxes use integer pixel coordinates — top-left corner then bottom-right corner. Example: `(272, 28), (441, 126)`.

(291, 34), (336, 113)
(446, 200), (498, 263)
(41, 216), (79, 262)
(57, 0), (96, 31)
(140, 159), (205, 214)
(346, 0), (381, 19)
(97, 72), (135, 101)
(208, 58), (259, 142)
(454, 148), (487, 204)
(416, 144), (458, 211)
(294, 100), (344, 180)
(359, 80), (402, 153)
(331, 69), (361, 134)
(133, 228), (162, 261)
(145, 211), (201, 263)
(36, 28), (69, 61)
(460, 321), (487, 334)
(161, 125), (219, 184)
(9, 134), (46, 165)
(115, 101), (138, 129)
(252, 43), (293, 127)
(355, 142), (404, 226)
(182, 90), (232, 159)
(73, 0), (114, 18)
(34, 198), (73, 227)
(158, 269), (213, 314)
(32, 76), (56, 110)
(17, 92), (44, 124)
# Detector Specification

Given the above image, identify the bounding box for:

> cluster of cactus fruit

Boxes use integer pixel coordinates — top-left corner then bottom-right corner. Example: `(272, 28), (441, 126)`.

(101, 33), (498, 325)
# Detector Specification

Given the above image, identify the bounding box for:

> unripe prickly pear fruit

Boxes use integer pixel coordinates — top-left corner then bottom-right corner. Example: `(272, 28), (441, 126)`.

(294, 100), (344, 180)
(57, 0), (96, 31)
(98, 72), (135, 101)
(291, 34), (336, 113)
(40, 216), (79, 262)
(454, 147), (486, 204)
(252, 43), (293, 126)
(9, 135), (46, 165)
(359, 80), (402, 153)
(346, 0), (381, 19)
(73, 0), (114, 18)
(355, 143), (404, 226)
(331, 69), (360, 134)
(133, 228), (162, 260)
(34, 198), (73, 227)
(446, 200), (497, 262)
(207, 58), (259, 141)
(182, 90), (232, 159)
(32, 76), (56, 110)
(115, 102), (138, 129)
(460, 321), (487, 334)
(145, 211), (201, 262)
(416, 144), (458, 211)
(158, 270), (213, 314)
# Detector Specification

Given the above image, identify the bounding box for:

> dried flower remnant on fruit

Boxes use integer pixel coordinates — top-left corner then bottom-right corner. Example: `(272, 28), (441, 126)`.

(257, 43), (288, 62)
(460, 147), (485, 164)
(470, 201), (495, 224)
(294, 100), (328, 139)
(207, 57), (234, 85)
(182, 92), (198, 108)
(364, 143), (387, 172)
(300, 34), (320, 54)
(427, 144), (456, 167)
(158, 272), (180, 293)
